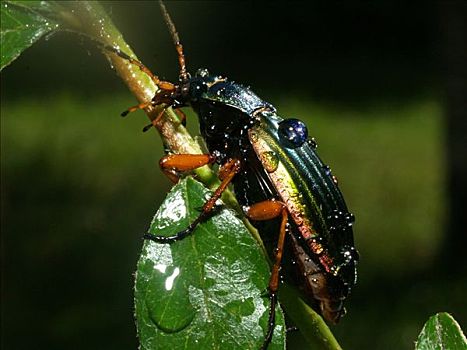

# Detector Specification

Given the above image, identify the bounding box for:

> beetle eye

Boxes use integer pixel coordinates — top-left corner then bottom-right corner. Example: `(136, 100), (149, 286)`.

(278, 118), (308, 148)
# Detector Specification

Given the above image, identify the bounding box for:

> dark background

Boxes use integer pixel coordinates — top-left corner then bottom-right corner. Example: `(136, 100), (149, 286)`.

(2, 1), (466, 349)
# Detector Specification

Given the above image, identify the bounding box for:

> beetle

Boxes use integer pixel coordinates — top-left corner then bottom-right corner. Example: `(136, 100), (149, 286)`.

(109, 2), (359, 348)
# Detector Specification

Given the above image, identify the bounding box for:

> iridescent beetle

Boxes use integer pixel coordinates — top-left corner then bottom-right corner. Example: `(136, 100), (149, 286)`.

(112, 2), (359, 348)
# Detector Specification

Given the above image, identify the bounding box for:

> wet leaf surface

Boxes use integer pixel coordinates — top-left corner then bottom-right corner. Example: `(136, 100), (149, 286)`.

(415, 312), (467, 350)
(1, 1), (62, 70)
(135, 177), (286, 349)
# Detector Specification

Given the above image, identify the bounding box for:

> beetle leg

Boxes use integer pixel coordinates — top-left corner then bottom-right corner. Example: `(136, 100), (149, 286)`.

(142, 107), (186, 132)
(245, 200), (288, 349)
(159, 154), (216, 183)
(199, 158), (241, 213)
(245, 200), (285, 221)
(145, 158), (241, 243)
(174, 108), (187, 126)
(121, 101), (154, 117)
(141, 109), (167, 132)
(101, 46), (179, 118)
(120, 89), (177, 118)
(103, 44), (175, 91)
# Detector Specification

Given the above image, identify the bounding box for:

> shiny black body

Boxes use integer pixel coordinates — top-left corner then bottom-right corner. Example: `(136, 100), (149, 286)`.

(176, 69), (358, 321)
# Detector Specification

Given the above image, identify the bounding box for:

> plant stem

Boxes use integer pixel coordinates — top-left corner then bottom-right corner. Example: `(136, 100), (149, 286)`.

(60, 1), (217, 185)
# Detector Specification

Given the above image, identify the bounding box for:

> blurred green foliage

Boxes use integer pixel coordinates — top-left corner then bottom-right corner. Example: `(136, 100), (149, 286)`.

(1, 94), (167, 349)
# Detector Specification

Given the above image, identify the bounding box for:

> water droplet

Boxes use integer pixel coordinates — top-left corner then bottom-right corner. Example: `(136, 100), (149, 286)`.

(260, 151), (279, 172)
(278, 118), (308, 148)
(323, 165), (332, 176)
(332, 175), (338, 184)
(307, 138), (318, 149)
(146, 264), (195, 333)
(345, 212), (355, 223)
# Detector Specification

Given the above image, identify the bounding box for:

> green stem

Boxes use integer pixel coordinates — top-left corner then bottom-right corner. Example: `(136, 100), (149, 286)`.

(58, 1), (217, 186)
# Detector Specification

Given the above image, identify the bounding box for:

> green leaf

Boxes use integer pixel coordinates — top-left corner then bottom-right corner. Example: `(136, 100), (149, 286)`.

(415, 312), (467, 350)
(0, 1), (62, 70)
(135, 177), (286, 349)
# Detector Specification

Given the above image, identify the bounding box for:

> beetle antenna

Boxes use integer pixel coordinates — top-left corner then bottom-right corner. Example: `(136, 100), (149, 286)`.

(159, 0), (189, 82)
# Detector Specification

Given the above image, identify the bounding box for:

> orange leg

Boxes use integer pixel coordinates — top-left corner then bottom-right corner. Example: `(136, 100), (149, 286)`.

(142, 109), (166, 132)
(121, 101), (153, 117)
(101, 45), (177, 117)
(121, 88), (178, 118)
(200, 159), (241, 213)
(159, 154), (216, 183)
(101, 46), (178, 118)
(144, 158), (241, 243)
(246, 200), (288, 350)
(103, 44), (175, 91)
(142, 108), (186, 132)
(174, 108), (187, 126)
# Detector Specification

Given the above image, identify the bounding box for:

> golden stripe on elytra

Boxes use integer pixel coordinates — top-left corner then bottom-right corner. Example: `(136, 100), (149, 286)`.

(249, 125), (337, 273)
(249, 127), (320, 241)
